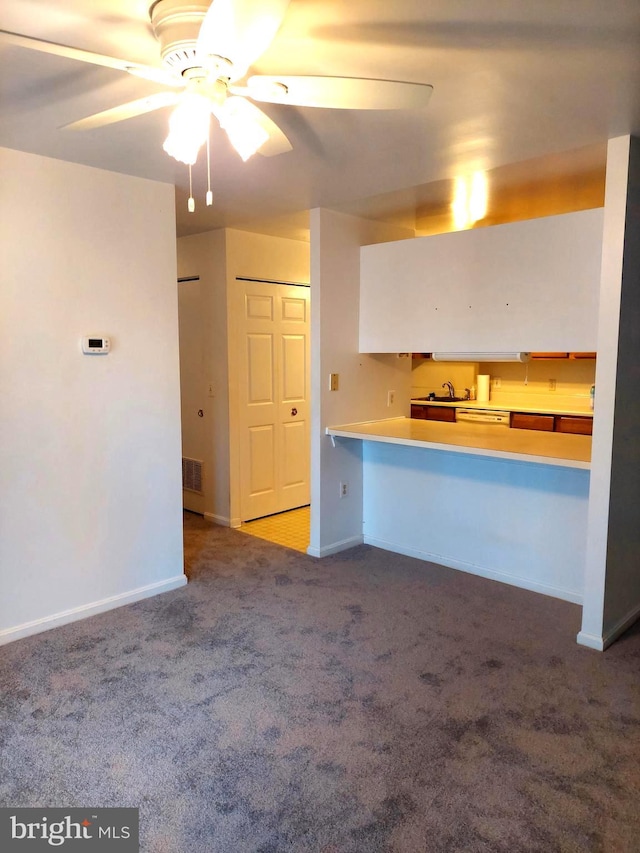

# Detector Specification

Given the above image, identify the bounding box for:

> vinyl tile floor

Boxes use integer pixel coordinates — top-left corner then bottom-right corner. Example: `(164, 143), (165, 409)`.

(239, 505), (310, 553)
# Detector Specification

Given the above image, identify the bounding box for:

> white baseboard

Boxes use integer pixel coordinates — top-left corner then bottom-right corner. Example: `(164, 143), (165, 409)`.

(363, 535), (582, 604)
(578, 601), (640, 652)
(0, 575), (187, 647)
(307, 534), (363, 558)
(576, 631), (604, 651)
(204, 512), (235, 527)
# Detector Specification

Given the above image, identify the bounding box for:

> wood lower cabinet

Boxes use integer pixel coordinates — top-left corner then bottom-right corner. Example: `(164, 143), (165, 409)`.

(411, 404), (456, 423)
(411, 405), (593, 435)
(555, 415), (593, 435)
(511, 412), (555, 431)
(511, 411), (593, 435)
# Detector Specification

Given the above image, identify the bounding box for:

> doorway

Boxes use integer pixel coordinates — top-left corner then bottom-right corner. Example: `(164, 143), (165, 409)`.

(240, 506), (310, 553)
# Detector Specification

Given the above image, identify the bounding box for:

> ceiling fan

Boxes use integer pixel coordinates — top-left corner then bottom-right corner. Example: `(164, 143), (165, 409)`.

(0, 0), (433, 201)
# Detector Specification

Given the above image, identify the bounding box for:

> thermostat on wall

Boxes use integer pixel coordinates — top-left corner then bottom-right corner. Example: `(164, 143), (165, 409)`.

(82, 335), (111, 354)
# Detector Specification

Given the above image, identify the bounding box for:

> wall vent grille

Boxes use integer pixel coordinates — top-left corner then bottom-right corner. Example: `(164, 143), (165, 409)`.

(182, 457), (203, 494)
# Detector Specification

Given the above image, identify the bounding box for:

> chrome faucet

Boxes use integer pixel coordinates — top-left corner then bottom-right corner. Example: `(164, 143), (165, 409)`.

(442, 380), (455, 398)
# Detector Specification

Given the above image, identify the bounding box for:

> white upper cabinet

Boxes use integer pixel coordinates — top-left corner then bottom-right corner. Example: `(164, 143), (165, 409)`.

(359, 209), (604, 353)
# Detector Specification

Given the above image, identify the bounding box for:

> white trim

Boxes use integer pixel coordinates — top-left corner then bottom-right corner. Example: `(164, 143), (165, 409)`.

(0, 575), (187, 647)
(576, 631), (605, 651)
(204, 512), (235, 527)
(578, 601), (640, 652)
(307, 535), (364, 558)
(363, 536), (582, 604)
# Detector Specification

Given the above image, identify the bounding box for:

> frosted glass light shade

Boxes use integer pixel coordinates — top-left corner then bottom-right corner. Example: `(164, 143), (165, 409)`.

(163, 92), (211, 165)
(217, 96), (269, 161)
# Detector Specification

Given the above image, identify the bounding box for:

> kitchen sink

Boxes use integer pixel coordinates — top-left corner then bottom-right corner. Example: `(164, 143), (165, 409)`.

(414, 396), (468, 403)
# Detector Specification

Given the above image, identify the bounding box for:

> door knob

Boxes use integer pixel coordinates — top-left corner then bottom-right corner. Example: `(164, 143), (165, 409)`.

(291, 407), (298, 416)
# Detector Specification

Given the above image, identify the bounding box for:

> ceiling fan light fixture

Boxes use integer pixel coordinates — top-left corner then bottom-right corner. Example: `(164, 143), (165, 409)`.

(163, 90), (211, 164)
(217, 96), (269, 161)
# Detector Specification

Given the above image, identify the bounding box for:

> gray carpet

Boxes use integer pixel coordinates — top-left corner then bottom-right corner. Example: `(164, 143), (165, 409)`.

(1, 512), (639, 852)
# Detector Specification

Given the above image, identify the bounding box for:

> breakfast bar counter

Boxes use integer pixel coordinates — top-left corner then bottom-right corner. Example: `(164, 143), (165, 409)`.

(327, 417), (591, 469)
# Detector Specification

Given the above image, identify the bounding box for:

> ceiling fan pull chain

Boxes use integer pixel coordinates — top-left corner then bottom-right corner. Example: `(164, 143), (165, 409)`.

(188, 163), (195, 213)
(206, 122), (213, 206)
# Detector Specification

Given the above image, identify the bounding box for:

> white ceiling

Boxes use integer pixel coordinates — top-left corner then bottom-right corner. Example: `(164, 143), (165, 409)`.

(2, 0), (640, 238)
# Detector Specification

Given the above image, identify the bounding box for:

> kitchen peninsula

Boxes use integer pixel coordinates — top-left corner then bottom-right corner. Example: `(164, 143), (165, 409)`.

(327, 415), (591, 604)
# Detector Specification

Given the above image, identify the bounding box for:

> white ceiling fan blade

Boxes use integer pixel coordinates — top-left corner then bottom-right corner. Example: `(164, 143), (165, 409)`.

(243, 75), (434, 110)
(196, 0), (290, 82)
(125, 67), (183, 89)
(62, 92), (181, 131)
(0, 29), (182, 88)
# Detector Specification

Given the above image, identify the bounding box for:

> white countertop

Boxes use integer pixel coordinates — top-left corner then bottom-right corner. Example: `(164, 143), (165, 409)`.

(410, 398), (594, 417)
(327, 417), (591, 469)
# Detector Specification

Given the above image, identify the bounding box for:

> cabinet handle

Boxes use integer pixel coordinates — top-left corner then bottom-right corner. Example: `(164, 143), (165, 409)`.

(291, 407), (298, 416)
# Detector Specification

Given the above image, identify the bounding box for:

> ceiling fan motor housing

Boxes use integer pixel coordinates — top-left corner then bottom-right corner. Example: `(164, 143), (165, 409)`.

(149, 0), (211, 74)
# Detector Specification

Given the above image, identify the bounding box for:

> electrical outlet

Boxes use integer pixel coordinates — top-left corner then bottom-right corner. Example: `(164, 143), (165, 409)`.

(387, 390), (395, 406)
(549, 378), (556, 391)
(329, 373), (339, 391)
(339, 481), (348, 498)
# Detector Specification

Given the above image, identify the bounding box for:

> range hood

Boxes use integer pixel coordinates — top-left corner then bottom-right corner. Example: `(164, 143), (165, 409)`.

(431, 352), (531, 363)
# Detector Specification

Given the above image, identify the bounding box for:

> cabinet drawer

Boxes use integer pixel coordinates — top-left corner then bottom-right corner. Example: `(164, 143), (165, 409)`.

(511, 412), (555, 431)
(411, 405), (456, 422)
(425, 406), (456, 422)
(555, 416), (593, 435)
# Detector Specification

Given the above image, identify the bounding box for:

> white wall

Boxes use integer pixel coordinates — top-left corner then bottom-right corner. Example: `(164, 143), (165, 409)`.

(359, 209), (604, 353)
(308, 209), (414, 557)
(0, 147), (185, 644)
(579, 135), (640, 650)
(177, 229), (229, 522)
(177, 228), (309, 526)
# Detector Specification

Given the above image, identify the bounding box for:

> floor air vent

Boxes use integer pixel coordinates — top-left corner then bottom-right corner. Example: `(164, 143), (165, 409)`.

(182, 457), (203, 494)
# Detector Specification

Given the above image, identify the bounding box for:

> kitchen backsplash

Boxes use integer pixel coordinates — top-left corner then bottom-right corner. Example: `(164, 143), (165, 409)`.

(411, 357), (596, 410)
(411, 360), (477, 397)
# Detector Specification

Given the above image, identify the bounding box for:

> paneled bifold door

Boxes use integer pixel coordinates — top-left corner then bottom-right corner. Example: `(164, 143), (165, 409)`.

(238, 280), (310, 522)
